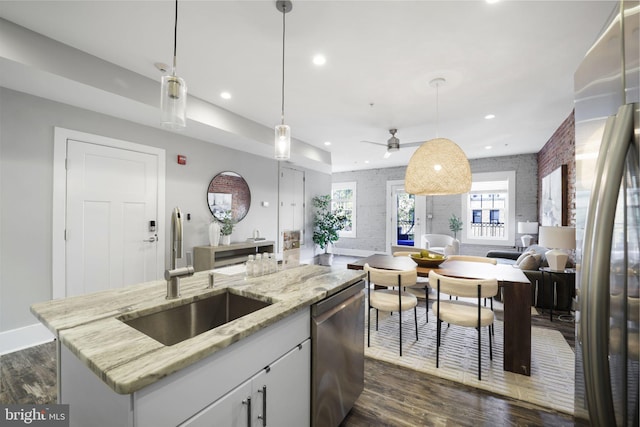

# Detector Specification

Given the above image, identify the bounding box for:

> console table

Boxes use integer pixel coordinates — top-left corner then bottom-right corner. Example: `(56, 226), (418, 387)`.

(193, 240), (275, 271)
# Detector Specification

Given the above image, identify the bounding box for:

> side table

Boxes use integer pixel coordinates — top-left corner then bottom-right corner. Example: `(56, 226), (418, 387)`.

(539, 267), (576, 321)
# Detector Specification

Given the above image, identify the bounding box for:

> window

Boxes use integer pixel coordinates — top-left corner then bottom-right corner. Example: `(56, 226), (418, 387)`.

(461, 171), (515, 246)
(331, 182), (356, 238)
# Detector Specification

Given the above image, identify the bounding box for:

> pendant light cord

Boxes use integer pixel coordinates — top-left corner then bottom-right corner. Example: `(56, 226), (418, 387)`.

(280, 4), (286, 125)
(435, 81), (440, 138)
(172, 0), (178, 75)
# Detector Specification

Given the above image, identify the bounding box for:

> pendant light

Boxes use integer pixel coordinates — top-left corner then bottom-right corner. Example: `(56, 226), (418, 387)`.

(160, 0), (187, 130)
(404, 78), (471, 195)
(274, 0), (292, 160)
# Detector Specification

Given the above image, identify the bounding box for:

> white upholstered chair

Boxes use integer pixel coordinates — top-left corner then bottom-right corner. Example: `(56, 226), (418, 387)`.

(429, 270), (498, 380)
(445, 255), (498, 310)
(445, 255), (497, 265)
(420, 234), (459, 255)
(365, 263), (419, 356)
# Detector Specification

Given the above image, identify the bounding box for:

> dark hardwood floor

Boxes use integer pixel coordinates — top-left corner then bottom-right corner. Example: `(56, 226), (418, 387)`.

(1, 256), (585, 425)
(342, 357), (587, 427)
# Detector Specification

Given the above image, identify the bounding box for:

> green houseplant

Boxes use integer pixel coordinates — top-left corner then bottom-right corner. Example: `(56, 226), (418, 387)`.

(219, 211), (235, 245)
(312, 195), (346, 265)
(449, 214), (463, 239)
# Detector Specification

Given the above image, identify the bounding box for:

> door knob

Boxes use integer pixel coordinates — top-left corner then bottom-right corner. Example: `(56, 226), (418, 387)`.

(143, 235), (157, 243)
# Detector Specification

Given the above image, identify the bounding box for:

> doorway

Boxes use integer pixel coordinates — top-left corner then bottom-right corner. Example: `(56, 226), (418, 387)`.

(386, 181), (425, 252)
(52, 128), (166, 298)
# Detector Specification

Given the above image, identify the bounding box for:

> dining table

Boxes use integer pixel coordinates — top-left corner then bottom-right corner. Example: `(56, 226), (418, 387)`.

(347, 254), (532, 376)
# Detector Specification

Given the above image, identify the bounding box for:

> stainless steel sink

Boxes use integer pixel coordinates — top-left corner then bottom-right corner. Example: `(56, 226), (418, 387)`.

(120, 291), (272, 346)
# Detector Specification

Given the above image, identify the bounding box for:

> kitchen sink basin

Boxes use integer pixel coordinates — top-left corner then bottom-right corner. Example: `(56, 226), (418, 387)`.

(120, 291), (272, 346)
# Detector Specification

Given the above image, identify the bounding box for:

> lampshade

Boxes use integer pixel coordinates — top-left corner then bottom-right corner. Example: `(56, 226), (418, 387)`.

(517, 221), (539, 234)
(404, 138), (472, 195)
(538, 226), (576, 271)
(538, 226), (576, 249)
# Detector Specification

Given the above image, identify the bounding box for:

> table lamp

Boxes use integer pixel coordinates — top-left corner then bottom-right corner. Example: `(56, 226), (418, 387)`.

(517, 221), (539, 247)
(538, 226), (576, 271)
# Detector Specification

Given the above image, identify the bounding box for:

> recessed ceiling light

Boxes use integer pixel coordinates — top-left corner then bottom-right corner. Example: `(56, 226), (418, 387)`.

(313, 54), (326, 66)
(220, 92), (232, 100)
(364, 160), (370, 164)
(486, 0), (500, 4)
(485, 145), (493, 150)
(324, 141), (331, 146)
(484, 114), (495, 120)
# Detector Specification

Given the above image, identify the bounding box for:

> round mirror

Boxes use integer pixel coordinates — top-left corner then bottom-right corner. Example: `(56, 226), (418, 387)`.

(207, 171), (251, 223)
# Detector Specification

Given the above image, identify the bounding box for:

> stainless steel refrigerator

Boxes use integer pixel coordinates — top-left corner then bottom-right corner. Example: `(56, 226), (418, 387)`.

(574, 1), (639, 426)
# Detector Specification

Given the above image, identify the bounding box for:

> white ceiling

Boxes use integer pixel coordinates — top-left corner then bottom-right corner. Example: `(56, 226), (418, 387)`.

(0, 0), (616, 173)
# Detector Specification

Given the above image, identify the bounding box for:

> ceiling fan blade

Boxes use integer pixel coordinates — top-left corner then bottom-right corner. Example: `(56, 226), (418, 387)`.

(361, 140), (388, 147)
(401, 141), (426, 148)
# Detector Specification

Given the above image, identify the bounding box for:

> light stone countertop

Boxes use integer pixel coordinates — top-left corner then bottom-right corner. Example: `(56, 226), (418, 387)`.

(30, 264), (365, 394)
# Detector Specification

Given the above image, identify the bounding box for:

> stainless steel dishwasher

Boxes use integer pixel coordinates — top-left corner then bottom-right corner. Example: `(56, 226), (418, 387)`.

(311, 280), (365, 427)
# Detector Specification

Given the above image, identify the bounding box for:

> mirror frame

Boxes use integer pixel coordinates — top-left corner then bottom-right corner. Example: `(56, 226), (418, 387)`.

(207, 171), (251, 223)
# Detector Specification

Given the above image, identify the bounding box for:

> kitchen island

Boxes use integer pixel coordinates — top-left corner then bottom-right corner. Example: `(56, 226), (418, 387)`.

(31, 264), (365, 427)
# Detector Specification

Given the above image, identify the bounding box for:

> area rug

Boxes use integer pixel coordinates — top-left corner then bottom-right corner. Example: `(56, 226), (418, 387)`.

(364, 304), (575, 415)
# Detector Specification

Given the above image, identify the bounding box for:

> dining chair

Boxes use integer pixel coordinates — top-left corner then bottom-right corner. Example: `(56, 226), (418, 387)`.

(365, 263), (419, 357)
(429, 270), (498, 381)
(446, 255), (498, 311)
(393, 251), (430, 322)
(445, 255), (497, 265)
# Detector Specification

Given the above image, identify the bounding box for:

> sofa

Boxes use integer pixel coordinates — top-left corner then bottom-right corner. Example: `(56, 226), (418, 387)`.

(486, 245), (574, 312)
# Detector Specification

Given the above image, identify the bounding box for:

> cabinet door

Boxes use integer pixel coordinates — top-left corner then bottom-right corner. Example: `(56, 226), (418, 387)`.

(251, 339), (310, 427)
(180, 380), (252, 427)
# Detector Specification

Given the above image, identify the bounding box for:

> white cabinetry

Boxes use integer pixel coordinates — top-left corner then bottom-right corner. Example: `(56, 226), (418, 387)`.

(60, 308), (310, 427)
(182, 340), (310, 426)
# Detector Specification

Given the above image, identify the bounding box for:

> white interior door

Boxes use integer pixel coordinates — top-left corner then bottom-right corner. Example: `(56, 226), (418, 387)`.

(386, 181), (426, 251)
(65, 139), (160, 296)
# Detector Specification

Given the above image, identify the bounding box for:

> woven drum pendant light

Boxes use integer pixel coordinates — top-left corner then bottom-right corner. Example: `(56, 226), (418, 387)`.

(405, 78), (471, 195)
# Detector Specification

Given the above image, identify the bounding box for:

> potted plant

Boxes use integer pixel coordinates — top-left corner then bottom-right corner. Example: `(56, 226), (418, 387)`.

(449, 213), (463, 240)
(220, 211), (234, 245)
(313, 195), (347, 266)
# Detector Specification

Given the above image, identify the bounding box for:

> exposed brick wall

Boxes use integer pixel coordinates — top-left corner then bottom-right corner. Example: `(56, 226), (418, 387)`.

(208, 173), (251, 220)
(537, 111), (576, 227)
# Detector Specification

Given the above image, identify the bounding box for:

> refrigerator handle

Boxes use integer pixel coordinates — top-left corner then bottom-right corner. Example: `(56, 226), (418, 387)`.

(581, 103), (635, 426)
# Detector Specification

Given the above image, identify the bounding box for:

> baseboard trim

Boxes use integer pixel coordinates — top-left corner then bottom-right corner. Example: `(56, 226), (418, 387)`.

(0, 323), (54, 355)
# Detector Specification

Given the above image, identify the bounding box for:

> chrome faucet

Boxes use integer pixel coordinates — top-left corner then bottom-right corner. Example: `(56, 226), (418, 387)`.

(171, 207), (183, 270)
(165, 266), (194, 299)
(166, 206), (195, 299)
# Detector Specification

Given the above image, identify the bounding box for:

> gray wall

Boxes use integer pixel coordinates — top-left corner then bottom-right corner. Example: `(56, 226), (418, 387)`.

(332, 153), (538, 256)
(0, 88), (329, 333)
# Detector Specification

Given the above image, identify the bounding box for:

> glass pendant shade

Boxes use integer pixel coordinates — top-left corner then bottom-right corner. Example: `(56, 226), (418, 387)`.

(161, 74), (187, 130)
(404, 137), (472, 195)
(275, 124), (291, 160)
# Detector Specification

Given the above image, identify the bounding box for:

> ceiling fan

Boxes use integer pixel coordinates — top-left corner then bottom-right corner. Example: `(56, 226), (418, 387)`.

(361, 129), (424, 158)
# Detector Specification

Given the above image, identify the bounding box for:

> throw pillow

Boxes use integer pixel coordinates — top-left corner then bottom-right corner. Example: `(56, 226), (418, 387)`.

(518, 253), (541, 270)
(515, 250), (535, 266)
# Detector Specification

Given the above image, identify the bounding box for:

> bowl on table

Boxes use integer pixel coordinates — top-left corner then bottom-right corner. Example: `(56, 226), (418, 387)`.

(410, 251), (446, 268)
